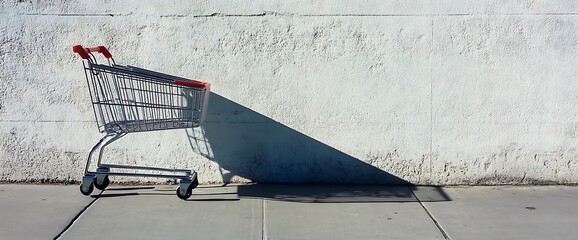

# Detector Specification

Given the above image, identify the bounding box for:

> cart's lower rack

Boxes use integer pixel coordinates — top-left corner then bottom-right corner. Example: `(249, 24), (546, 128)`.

(95, 163), (193, 176)
(80, 163), (199, 200)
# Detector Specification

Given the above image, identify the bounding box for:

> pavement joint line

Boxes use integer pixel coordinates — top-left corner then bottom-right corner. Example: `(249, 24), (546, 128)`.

(52, 190), (103, 240)
(262, 198), (268, 240)
(410, 187), (451, 240)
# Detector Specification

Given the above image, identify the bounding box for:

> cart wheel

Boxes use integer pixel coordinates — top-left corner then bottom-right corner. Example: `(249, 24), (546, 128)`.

(94, 176), (110, 191)
(191, 176), (199, 189)
(176, 186), (192, 200)
(80, 183), (94, 196)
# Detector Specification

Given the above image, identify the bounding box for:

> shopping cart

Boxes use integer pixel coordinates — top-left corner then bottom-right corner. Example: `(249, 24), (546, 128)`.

(72, 45), (210, 200)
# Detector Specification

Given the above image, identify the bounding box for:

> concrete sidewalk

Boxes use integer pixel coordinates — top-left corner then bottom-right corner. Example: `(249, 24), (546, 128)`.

(1, 184), (577, 240)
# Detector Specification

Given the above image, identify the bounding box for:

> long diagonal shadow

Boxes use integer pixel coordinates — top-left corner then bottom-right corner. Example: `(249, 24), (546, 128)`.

(91, 93), (449, 202)
(187, 93), (411, 186)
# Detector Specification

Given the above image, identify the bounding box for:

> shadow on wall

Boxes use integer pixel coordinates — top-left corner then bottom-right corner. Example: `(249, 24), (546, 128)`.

(186, 93), (410, 185)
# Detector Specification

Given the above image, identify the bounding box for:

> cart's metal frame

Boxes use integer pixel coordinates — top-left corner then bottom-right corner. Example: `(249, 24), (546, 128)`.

(73, 45), (210, 200)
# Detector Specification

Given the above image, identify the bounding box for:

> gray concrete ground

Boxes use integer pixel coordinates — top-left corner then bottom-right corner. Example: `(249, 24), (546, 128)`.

(1, 184), (577, 240)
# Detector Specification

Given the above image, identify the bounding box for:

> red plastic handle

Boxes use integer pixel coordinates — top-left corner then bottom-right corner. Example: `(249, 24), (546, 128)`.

(174, 80), (208, 88)
(72, 45), (112, 59)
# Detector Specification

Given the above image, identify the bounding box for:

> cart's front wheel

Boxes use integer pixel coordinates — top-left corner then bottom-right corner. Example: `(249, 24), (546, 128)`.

(94, 176), (110, 191)
(80, 183), (94, 196)
(176, 186), (192, 200)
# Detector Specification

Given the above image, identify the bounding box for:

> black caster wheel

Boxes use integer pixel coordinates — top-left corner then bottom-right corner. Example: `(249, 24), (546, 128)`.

(191, 177), (199, 189)
(80, 183), (94, 196)
(176, 186), (192, 200)
(94, 176), (110, 191)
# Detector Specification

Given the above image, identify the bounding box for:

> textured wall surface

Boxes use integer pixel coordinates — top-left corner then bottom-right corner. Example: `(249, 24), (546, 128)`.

(1, 1), (577, 185)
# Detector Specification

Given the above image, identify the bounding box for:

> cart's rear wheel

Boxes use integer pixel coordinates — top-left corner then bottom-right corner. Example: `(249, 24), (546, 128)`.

(80, 183), (94, 196)
(94, 176), (110, 191)
(191, 177), (199, 189)
(176, 186), (192, 200)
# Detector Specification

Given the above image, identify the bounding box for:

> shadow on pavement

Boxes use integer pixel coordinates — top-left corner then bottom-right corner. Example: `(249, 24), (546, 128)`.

(93, 184), (451, 203)
(105, 186), (156, 191)
(237, 183), (451, 203)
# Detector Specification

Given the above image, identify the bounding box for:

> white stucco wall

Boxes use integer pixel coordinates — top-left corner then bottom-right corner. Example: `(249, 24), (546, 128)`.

(1, 1), (577, 185)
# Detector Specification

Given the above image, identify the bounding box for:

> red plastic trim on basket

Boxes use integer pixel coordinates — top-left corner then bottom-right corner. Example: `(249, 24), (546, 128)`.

(174, 80), (208, 88)
(72, 45), (90, 59)
(94, 46), (112, 58)
(72, 45), (112, 59)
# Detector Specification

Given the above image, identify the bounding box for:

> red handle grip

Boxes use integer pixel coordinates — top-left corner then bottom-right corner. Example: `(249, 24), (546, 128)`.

(72, 45), (112, 59)
(174, 80), (209, 88)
